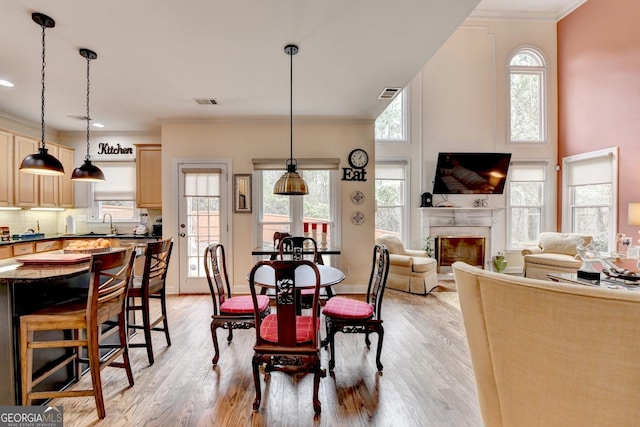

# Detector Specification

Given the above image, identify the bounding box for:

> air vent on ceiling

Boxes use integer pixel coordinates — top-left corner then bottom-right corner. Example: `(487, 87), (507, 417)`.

(194, 98), (218, 105)
(377, 87), (401, 100)
(67, 114), (90, 121)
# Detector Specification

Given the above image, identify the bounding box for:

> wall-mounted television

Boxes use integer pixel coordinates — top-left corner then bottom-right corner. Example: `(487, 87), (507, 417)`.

(432, 152), (512, 194)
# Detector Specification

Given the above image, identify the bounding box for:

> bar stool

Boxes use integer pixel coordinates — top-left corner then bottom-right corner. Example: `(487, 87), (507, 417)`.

(19, 248), (136, 419)
(127, 238), (174, 365)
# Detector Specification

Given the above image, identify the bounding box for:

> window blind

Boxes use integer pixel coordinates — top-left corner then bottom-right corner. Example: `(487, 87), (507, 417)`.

(93, 161), (136, 201)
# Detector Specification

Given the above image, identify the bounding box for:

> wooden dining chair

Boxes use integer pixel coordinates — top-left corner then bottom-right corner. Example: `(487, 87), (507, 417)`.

(322, 243), (390, 372)
(127, 238), (173, 365)
(19, 248), (136, 419)
(248, 259), (325, 414)
(204, 243), (270, 366)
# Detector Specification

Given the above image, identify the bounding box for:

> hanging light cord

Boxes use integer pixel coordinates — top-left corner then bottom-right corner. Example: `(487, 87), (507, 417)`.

(39, 21), (47, 150)
(85, 54), (92, 161)
(289, 47), (293, 164)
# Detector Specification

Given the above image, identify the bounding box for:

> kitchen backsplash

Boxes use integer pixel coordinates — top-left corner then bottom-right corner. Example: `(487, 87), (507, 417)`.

(0, 208), (161, 237)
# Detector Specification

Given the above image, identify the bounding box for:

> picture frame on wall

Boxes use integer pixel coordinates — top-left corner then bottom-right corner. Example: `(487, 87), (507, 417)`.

(233, 174), (252, 213)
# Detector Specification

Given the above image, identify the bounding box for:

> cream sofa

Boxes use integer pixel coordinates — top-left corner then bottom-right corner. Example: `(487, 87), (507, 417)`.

(521, 232), (592, 279)
(452, 261), (640, 427)
(375, 234), (437, 294)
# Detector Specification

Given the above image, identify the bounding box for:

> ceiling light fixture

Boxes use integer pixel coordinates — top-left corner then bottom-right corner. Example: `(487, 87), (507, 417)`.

(0, 80), (14, 88)
(71, 48), (105, 182)
(273, 44), (308, 196)
(19, 12), (64, 176)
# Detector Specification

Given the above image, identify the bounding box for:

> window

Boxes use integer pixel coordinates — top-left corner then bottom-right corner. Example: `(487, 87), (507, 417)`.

(509, 47), (547, 143)
(254, 159), (340, 249)
(90, 161), (138, 222)
(508, 162), (546, 248)
(563, 148), (618, 253)
(375, 161), (408, 242)
(375, 87), (408, 141)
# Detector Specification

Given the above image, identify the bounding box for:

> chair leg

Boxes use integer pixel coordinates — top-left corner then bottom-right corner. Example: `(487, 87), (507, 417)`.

(328, 324), (337, 372)
(141, 295), (154, 365)
(118, 313), (135, 386)
(251, 354), (262, 411)
(87, 326), (106, 419)
(226, 324), (234, 343)
(159, 290), (171, 347)
(365, 332), (371, 348)
(210, 321), (221, 366)
(313, 358), (322, 414)
(375, 328), (384, 371)
(20, 323), (34, 406)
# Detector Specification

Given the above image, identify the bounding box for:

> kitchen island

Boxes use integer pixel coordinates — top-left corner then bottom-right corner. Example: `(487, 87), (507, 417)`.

(0, 249), (128, 405)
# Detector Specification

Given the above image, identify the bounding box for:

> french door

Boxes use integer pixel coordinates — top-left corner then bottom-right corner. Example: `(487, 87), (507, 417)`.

(178, 162), (230, 293)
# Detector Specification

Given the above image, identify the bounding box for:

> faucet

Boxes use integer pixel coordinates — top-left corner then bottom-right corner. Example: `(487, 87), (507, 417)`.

(102, 213), (117, 235)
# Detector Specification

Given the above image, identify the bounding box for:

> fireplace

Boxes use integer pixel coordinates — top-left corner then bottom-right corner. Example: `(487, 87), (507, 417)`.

(437, 236), (486, 273)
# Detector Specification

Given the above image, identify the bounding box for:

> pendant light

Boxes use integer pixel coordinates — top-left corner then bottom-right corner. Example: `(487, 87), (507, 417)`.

(71, 48), (105, 181)
(273, 44), (308, 195)
(19, 13), (64, 176)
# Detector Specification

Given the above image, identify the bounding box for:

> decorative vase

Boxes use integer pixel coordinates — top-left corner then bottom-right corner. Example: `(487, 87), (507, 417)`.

(493, 256), (507, 273)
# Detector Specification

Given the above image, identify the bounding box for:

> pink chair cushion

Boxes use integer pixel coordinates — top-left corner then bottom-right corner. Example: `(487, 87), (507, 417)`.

(220, 295), (270, 314)
(300, 288), (314, 296)
(322, 297), (373, 319)
(260, 314), (315, 343)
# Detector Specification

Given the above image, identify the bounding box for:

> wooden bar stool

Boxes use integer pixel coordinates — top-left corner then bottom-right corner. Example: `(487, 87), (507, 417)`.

(19, 248), (136, 419)
(127, 238), (174, 365)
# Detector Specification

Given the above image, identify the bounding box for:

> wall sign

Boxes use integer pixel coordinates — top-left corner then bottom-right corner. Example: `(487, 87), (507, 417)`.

(342, 148), (368, 182)
(97, 142), (134, 155)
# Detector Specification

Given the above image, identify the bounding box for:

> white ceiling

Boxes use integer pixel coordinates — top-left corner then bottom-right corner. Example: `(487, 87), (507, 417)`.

(0, 0), (584, 133)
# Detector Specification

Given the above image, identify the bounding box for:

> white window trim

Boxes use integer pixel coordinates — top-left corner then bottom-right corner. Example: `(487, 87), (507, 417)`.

(562, 147), (618, 248)
(507, 46), (548, 145)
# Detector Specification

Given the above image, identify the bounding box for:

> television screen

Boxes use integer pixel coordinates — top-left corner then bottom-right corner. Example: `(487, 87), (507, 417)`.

(432, 152), (512, 194)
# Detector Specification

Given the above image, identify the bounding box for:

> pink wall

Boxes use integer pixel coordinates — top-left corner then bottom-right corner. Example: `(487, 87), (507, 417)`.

(558, 0), (640, 237)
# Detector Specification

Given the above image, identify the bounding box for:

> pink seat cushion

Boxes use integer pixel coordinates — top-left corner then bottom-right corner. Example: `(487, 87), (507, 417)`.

(260, 314), (315, 343)
(220, 295), (269, 314)
(300, 288), (314, 296)
(322, 297), (373, 319)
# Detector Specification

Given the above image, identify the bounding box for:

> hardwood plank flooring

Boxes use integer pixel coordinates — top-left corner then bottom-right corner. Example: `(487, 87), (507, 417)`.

(51, 287), (482, 426)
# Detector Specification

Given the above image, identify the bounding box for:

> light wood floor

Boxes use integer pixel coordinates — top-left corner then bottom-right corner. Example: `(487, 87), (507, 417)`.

(52, 287), (482, 427)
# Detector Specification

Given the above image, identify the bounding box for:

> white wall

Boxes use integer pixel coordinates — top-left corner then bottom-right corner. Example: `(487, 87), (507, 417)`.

(378, 19), (558, 262)
(161, 118), (376, 294)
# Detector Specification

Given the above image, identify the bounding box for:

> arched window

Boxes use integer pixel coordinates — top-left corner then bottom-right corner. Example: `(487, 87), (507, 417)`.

(509, 47), (547, 143)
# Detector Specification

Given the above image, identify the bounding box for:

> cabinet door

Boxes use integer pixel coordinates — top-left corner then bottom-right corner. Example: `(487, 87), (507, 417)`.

(135, 145), (162, 208)
(0, 130), (12, 206)
(14, 136), (39, 207)
(58, 145), (75, 207)
(38, 144), (59, 207)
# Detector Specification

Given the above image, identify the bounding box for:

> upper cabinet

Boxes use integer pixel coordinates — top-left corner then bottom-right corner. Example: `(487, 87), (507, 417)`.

(135, 144), (162, 208)
(14, 135), (39, 207)
(58, 145), (75, 207)
(9, 131), (74, 208)
(0, 130), (13, 206)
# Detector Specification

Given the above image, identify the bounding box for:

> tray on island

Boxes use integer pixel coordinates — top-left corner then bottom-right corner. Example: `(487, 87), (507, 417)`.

(16, 253), (91, 265)
(602, 270), (640, 283)
(64, 247), (111, 254)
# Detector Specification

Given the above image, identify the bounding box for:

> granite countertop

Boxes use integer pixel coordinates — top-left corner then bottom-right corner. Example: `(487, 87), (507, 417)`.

(0, 233), (161, 246)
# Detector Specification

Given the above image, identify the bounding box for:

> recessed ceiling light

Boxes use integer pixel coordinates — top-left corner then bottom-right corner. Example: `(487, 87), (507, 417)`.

(0, 80), (15, 87)
(92, 123), (104, 128)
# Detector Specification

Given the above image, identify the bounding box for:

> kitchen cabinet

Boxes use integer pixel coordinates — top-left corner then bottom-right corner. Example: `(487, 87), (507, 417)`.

(58, 145), (75, 207)
(0, 130), (12, 206)
(38, 144), (60, 207)
(35, 240), (61, 253)
(13, 135), (39, 207)
(135, 144), (162, 208)
(0, 246), (11, 260)
(12, 242), (34, 256)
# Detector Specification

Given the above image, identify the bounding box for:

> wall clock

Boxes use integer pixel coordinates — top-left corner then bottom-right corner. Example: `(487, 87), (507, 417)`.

(351, 211), (365, 225)
(348, 148), (369, 169)
(351, 190), (365, 204)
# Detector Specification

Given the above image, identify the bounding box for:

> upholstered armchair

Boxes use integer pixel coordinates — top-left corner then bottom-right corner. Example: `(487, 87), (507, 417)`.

(375, 234), (437, 294)
(521, 232), (593, 280)
(452, 261), (640, 427)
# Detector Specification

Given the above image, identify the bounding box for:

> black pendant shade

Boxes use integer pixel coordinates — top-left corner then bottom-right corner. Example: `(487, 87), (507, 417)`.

(273, 44), (308, 196)
(71, 48), (105, 182)
(20, 12), (64, 177)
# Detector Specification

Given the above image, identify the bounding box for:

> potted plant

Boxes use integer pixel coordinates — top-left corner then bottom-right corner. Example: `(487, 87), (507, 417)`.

(493, 251), (507, 273)
(423, 236), (435, 258)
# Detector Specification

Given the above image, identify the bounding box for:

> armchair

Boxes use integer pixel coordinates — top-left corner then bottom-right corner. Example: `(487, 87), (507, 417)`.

(375, 234), (437, 294)
(521, 232), (592, 279)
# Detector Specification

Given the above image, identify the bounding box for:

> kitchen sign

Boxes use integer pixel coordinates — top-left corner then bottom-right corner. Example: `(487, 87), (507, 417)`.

(97, 142), (134, 155)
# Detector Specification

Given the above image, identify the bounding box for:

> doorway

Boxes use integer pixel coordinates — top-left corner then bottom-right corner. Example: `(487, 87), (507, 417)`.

(177, 162), (230, 293)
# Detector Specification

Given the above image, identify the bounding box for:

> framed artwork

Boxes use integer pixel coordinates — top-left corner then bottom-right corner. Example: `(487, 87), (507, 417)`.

(233, 174), (252, 213)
